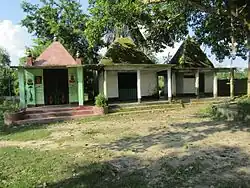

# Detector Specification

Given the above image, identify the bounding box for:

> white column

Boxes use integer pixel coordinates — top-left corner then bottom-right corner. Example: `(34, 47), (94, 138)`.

(213, 72), (218, 98)
(230, 69), (234, 98)
(195, 70), (200, 98)
(167, 68), (172, 101)
(103, 70), (108, 98)
(172, 72), (176, 97)
(77, 67), (84, 106)
(137, 70), (141, 103)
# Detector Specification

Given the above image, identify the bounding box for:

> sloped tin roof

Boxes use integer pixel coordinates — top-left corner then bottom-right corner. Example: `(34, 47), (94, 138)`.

(168, 37), (214, 68)
(33, 42), (78, 66)
(100, 37), (154, 65)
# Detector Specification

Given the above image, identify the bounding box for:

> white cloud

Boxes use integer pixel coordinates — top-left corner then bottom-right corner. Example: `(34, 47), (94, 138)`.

(0, 20), (33, 65)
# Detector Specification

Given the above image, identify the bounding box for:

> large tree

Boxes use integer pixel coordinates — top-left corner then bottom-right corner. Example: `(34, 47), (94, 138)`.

(85, 0), (190, 53)
(0, 47), (16, 96)
(145, 0), (250, 94)
(21, 0), (100, 64)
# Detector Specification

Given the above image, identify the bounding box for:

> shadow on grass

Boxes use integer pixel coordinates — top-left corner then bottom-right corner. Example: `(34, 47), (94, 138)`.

(95, 118), (250, 153)
(46, 146), (250, 188)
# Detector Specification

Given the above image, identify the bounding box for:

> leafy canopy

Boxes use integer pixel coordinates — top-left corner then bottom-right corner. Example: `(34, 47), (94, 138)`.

(85, 0), (189, 53)
(145, 0), (249, 61)
(0, 47), (17, 96)
(21, 0), (99, 64)
(86, 0), (249, 62)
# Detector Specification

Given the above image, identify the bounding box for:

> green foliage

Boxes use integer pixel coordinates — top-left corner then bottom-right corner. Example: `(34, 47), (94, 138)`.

(198, 105), (219, 119)
(217, 69), (248, 80)
(85, 0), (189, 53)
(158, 76), (164, 90)
(100, 58), (113, 65)
(95, 93), (108, 107)
(0, 101), (19, 124)
(2, 100), (19, 113)
(0, 48), (11, 67)
(188, 0), (250, 61)
(21, 0), (99, 64)
(236, 97), (250, 121)
(0, 47), (17, 96)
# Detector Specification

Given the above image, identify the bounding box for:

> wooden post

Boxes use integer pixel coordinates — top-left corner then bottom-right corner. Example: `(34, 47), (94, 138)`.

(18, 68), (26, 109)
(103, 70), (108, 98)
(230, 69), (235, 98)
(167, 68), (172, 102)
(137, 70), (141, 103)
(213, 71), (218, 98)
(195, 70), (200, 98)
(77, 66), (84, 106)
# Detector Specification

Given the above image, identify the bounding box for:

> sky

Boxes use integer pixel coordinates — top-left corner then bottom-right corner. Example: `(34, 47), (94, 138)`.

(0, 0), (247, 68)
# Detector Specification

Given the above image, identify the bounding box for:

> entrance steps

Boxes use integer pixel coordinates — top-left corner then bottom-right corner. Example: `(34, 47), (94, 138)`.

(14, 105), (99, 125)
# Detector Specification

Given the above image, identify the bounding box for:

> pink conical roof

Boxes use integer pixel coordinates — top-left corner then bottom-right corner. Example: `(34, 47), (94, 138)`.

(33, 42), (78, 66)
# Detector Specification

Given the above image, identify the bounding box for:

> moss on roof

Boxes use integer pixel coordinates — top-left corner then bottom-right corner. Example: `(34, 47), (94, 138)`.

(100, 37), (153, 65)
(169, 36), (214, 68)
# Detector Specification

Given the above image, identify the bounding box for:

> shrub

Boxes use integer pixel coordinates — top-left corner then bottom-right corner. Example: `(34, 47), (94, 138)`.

(95, 94), (108, 107)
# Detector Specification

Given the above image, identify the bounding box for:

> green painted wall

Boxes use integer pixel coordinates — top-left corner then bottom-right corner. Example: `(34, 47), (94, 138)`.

(18, 68), (26, 108)
(25, 70), (36, 106)
(25, 69), (44, 105)
(68, 68), (78, 103)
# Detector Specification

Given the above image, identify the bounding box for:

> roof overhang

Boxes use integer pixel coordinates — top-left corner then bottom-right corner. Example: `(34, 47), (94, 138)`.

(172, 67), (236, 73)
(103, 64), (174, 71)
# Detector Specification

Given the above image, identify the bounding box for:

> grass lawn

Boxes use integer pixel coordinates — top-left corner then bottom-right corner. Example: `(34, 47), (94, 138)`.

(1, 103), (250, 188)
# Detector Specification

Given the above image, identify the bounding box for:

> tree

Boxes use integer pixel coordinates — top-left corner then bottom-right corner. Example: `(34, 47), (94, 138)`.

(85, 0), (190, 55)
(21, 0), (100, 64)
(19, 39), (51, 65)
(144, 0), (250, 94)
(0, 48), (11, 67)
(0, 47), (16, 96)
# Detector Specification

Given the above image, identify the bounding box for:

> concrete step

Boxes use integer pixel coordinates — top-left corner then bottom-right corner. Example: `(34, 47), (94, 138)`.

(25, 106), (94, 114)
(109, 103), (182, 113)
(24, 109), (95, 119)
(14, 114), (101, 125)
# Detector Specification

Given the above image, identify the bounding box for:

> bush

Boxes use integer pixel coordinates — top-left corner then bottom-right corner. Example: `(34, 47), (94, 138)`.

(95, 94), (108, 107)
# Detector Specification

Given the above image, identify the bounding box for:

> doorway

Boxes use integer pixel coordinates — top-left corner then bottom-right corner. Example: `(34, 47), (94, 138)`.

(199, 73), (205, 93)
(43, 69), (69, 105)
(118, 72), (137, 101)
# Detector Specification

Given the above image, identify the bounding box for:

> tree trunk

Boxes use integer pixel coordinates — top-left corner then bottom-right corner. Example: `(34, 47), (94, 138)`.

(247, 28), (250, 97)
(248, 47), (250, 97)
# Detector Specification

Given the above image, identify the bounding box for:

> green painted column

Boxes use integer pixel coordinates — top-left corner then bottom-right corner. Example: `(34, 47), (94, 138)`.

(18, 68), (26, 109)
(77, 66), (84, 106)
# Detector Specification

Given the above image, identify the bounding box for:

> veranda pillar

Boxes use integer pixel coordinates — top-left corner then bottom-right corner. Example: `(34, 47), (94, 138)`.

(103, 70), (108, 98)
(167, 68), (172, 102)
(137, 70), (142, 103)
(195, 70), (200, 98)
(77, 66), (84, 106)
(230, 69), (235, 98)
(213, 71), (218, 98)
(172, 72), (176, 97)
(18, 68), (26, 109)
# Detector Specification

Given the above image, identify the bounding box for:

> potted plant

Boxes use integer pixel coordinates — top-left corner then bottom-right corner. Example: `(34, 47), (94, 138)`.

(94, 94), (108, 115)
